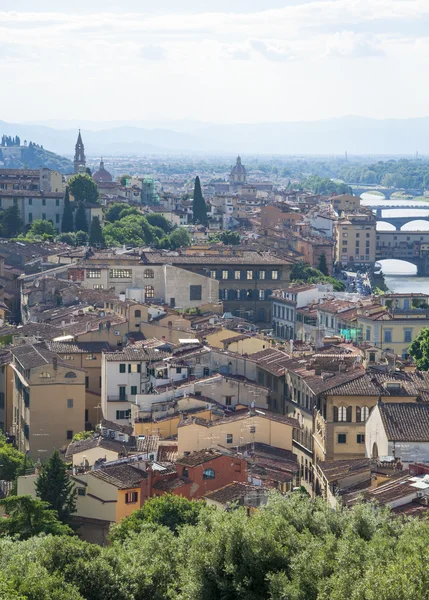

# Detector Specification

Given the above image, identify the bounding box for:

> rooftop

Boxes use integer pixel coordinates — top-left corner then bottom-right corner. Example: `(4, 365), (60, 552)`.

(104, 348), (170, 362)
(379, 402), (429, 442)
(65, 435), (132, 459)
(204, 482), (267, 505)
(91, 462), (146, 489)
(177, 448), (223, 467)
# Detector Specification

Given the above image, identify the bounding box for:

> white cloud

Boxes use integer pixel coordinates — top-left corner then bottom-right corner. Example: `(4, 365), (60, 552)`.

(326, 32), (385, 58)
(250, 40), (293, 61)
(140, 45), (167, 60)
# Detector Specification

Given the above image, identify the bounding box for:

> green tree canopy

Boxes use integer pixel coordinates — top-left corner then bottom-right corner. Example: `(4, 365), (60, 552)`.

(0, 496), (72, 540)
(118, 174), (131, 186)
(169, 227), (191, 249)
(208, 230), (240, 245)
(61, 187), (74, 233)
(104, 203), (139, 224)
(409, 327), (429, 370)
(192, 176), (208, 225)
(146, 213), (173, 233)
(35, 450), (76, 524)
(68, 174), (99, 204)
(291, 260), (345, 292)
(0, 434), (31, 481)
(317, 253), (329, 275)
(57, 232), (77, 246)
(89, 216), (104, 247)
(0, 205), (22, 237)
(74, 202), (88, 233)
(27, 219), (56, 238)
(75, 231), (89, 246)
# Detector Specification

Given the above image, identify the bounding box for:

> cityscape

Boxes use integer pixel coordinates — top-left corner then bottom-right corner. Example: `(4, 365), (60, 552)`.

(1, 1), (429, 598)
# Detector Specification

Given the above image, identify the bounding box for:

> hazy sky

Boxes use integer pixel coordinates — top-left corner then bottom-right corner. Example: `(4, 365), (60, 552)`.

(1, 0), (428, 124)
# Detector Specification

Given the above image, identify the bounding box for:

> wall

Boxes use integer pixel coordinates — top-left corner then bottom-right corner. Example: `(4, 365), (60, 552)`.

(73, 473), (117, 523)
(71, 445), (120, 468)
(358, 317), (428, 358)
(116, 487), (141, 521)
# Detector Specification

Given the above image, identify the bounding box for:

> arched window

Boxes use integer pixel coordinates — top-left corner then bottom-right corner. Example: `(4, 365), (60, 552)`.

(39, 372), (51, 379)
(135, 310), (141, 318)
(337, 406), (349, 422)
(144, 269), (154, 279)
(144, 285), (154, 299)
(203, 468), (215, 480)
(183, 467), (189, 478)
(65, 371), (77, 379)
(361, 406), (370, 421)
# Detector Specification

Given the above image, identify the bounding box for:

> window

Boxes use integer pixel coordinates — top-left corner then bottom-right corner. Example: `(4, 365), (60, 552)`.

(234, 270), (241, 279)
(225, 396), (232, 406)
(272, 270), (279, 280)
(13, 198), (18, 205)
(94, 284), (104, 290)
(67, 430), (73, 440)
(131, 386), (137, 395)
(210, 270), (216, 279)
(250, 425), (256, 434)
(404, 329), (413, 343)
(144, 269), (154, 278)
(335, 406), (350, 422)
(56, 198), (60, 206)
(222, 270), (229, 279)
(203, 468), (215, 479)
(125, 491), (138, 504)
(258, 270), (266, 280)
(56, 214), (60, 223)
(28, 213), (33, 223)
(42, 198), (46, 206)
(116, 409), (130, 420)
(361, 406), (370, 421)
(246, 270), (253, 279)
(77, 487), (86, 496)
(110, 269), (132, 279)
(183, 467), (189, 477)
(337, 433), (347, 444)
(190, 285), (202, 301)
(144, 285), (154, 299)
(67, 398), (74, 409)
(42, 213), (46, 220)
(65, 371), (76, 378)
(135, 310), (141, 318)
(28, 198), (32, 205)
(0, 393), (4, 409)
(87, 270), (101, 279)
(357, 434), (365, 444)
(226, 433), (233, 444)
(119, 364), (126, 373)
(384, 329), (392, 343)
(366, 327), (371, 341)
(39, 372), (51, 378)
(119, 386), (126, 401)
(259, 289), (265, 300)
(85, 376), (89, 389)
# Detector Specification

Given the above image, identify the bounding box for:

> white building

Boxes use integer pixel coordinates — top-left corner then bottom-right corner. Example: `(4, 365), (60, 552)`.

(365, 401), (429, 466)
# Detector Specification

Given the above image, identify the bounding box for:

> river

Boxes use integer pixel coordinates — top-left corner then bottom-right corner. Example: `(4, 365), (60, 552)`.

(361, 192), (429, 293)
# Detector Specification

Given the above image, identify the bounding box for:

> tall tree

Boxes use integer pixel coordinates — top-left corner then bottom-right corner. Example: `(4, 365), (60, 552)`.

(68, 173), (99, 204)
(35, 450), (76, 524)
(74, 202), (88, 233)
(0, 205), (22, 237)
(317, 253), (329, 275)
(409, 328), (429, 370)
(89, 216), (104, 247)
(61, 187), (74, 233)
(192, 176), (208, 225)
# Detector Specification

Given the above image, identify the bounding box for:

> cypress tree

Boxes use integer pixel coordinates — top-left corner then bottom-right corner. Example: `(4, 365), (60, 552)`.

(192, 176), (208, 225)
(61, 187), (74, 233)
(317, 253), (329, 276)
(35, 450), (76, 524)
(74, 202), (88, 233)
(89, 216), (104, 247)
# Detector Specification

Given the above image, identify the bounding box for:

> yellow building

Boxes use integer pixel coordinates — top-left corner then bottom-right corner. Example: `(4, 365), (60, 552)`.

(177, 410), (299, 456)
(11, 344), (86, 460)
(205, 329), (270, 354)
(335, 212), (377, 267)
(331, 194), (361, 214)
(313, 370), (426, 469)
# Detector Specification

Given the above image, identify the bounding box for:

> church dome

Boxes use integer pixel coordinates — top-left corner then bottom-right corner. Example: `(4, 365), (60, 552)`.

(92, 159), (113, 183)
(230, 156), (246, 184)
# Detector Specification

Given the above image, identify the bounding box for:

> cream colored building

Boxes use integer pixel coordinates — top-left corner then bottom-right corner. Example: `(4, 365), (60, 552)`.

(11, 344), (86, 460)
(331, 194), (361, 214)
(335, 212), (377, 267)
(177, 410), (299, 456)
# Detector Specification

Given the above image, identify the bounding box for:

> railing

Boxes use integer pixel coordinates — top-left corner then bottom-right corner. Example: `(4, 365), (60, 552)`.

(107, 395), (128, 402)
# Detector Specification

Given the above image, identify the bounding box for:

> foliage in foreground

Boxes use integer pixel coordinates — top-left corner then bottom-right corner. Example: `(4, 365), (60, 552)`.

(409, 327), (429, 370)
(291, 260), (345, 292)
(1, 493), (429, 599)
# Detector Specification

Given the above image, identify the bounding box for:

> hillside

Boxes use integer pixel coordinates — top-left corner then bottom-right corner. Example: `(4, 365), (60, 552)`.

(0, 138), (73, 174)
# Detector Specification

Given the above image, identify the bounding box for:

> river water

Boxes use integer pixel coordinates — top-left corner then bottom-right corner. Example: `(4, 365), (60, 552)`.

(361, 193), (429, 293)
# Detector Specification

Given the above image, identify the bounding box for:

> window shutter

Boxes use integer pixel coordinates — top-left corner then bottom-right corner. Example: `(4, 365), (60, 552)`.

(333, 406), (338, 422)
(356, 406), (361, 422)
(346, 406), (352, 422)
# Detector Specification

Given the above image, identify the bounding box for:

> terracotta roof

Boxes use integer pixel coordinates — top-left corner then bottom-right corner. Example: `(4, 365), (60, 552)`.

(317, 458), (372, 483)
(179, 408), (299, 430)
(47, 341), (112, 354)
(152, 476), (190, 491)
(177, 449), (223, 467)
(91, 463), (146, 489)
(140, 251), (292, 266)
(250, 348), (292, 376)
(11, 344), (81, 371)
(204, 482), (266, 504)
(65, 435), (131, 459)
(379, 402), (429, 442)
(101, 418), (133, 436)
(104, 348), (170, 362)
(325, 370), (429, 397)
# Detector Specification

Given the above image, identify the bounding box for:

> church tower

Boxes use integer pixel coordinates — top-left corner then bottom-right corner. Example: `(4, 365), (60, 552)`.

(73, 130), (86, 174)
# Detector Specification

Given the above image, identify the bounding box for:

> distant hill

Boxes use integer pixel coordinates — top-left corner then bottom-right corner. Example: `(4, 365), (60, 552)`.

(7, 115), (429, 155)
(0, 135), (73, 174)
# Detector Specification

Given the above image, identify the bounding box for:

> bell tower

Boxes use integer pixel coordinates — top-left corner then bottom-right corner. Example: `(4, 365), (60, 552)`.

(73, 130), (86, 174)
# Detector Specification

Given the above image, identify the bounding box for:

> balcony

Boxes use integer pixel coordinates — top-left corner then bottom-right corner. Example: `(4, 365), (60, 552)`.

(107, 395), (128, 402)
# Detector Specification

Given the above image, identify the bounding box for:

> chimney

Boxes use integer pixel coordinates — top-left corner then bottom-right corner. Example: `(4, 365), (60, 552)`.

(52, 356), (58, 370)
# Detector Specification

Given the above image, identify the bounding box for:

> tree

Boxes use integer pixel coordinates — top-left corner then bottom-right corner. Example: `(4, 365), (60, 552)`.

(75, 230), (89, 246)
(27, 219), (56, 239)
(74, 202), (88, 233)
(72, 431), (94, 442)
(0, 435), (30, 481)
(146, 213), (173, 233)
(192, 176), (208, 225)
(61, 187), (74, 233)
(104, 203), (136, 224)
(68, 173), (99, 204)
(57, 232), (77, 246)
(169, 227), (191, 249)
(409, 328), (429, 370)
(0, 496), (72, 540)
(89, 216), (104, 247)
(0, 205), (22, 237)
(110, 494), (206, 542)
(35, 450), (76, 524)
(317, 253), (329, 275)
(118, 174), (131, 186)
(208, 231), (240, 245)
(85, 167), (92, 176)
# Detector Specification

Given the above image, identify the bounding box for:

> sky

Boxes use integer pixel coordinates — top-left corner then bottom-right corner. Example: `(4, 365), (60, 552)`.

(1, 0), (428, 124)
